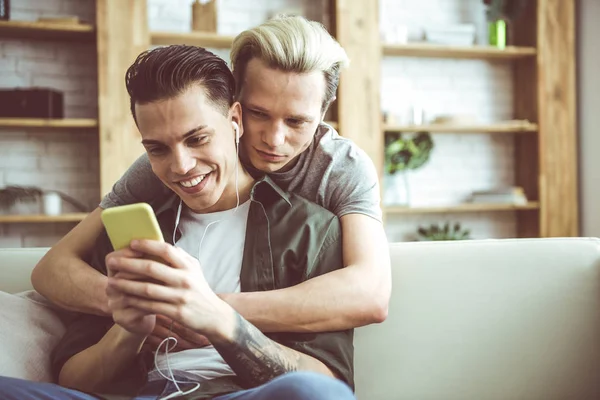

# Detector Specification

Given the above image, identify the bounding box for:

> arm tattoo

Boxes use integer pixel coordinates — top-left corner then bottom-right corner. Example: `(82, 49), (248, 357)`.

(212, 313), (307, 387)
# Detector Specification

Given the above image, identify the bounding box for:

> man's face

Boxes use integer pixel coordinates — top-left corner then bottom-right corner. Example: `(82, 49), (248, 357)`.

(135, 85), (240, 213)
(237, 58), (326, 173)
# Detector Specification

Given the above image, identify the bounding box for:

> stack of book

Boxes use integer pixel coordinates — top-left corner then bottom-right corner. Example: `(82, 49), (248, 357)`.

(468, 187), (528, 205)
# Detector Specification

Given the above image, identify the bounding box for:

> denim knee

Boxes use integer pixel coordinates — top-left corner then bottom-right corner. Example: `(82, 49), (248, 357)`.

(266, 371), (355, 400)
(0, 376), (97, 400)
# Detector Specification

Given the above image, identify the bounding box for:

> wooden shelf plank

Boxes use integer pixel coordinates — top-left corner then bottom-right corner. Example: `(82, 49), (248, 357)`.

(382, 43), (537, 60)
(385, 202), (540, 214)
(0, 118), (98, 129)
(0, 20), (95, 41)
(151, 31), (235, 48)
(0, 214), (88, 223)
(384, 122), (538, 133)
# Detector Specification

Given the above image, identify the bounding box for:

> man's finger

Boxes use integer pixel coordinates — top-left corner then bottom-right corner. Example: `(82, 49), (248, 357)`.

(107, 257), (183, 287)
(170, 320), (211, 347)
(153, 316), (206, 349)
(130, 240), (188, 270)
(106, 248), (144, 277)
(108, 276), (182, 303)
(155, 314), (173, 327)
(151, 318), (197, 348)
(146, 330), (196, 352)
(114, 271), (147, 281)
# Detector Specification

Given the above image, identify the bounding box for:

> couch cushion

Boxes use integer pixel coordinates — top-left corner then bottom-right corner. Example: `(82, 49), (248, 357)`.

(0, 289), (75, 382)
(354, 238), (600, 400)
(0, 248), (49, 293)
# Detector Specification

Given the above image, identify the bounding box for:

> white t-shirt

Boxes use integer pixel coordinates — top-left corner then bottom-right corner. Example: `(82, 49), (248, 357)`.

(149, 200), (250, 382)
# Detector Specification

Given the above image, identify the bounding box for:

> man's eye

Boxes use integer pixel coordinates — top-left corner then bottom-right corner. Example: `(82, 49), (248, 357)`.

(250, 110), (267, 119)
(147, 147), (166, 156)
(287, 119), (304, 127)
(188, 136), (207, 146)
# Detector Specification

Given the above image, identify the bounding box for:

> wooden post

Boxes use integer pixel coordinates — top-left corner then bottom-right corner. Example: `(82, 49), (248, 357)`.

(96, 0), (149, 197)
(331, 0), (383, 180)
(537, 0), (579, 236)
(513, 0), (540, 238)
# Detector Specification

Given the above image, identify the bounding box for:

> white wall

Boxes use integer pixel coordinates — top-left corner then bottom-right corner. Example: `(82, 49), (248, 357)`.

(0, 0), (98, 247)
(380, 0), (517, 241)
(577, 0), (600, 237)
(0, 0), (328, 248)
(0, 0), (521, 246)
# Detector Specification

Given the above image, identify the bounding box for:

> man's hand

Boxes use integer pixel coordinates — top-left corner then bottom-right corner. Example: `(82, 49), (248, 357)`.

(106, 240), (339, 388)
(145, 315), (211, 352)
(105, 248), (157, 336)
(105, 240), (235, 340)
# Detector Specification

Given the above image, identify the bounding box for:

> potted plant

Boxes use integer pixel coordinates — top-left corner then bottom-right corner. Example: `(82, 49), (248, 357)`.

(484, 0), (530, 48)
(0, 186), (88, 215)
(417, 222), (471, 241)
(384, 131), (433, 206)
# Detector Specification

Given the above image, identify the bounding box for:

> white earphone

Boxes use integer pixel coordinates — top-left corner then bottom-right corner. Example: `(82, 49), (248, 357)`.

(232, 121), (239, 144)
(232, 120), (240, 211)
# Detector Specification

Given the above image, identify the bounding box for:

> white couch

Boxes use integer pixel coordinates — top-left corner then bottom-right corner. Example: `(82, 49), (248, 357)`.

(1, 238), (600, 399)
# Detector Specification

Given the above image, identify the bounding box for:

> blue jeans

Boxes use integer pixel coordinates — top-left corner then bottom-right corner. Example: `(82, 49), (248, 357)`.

(0, 372), (355, 400)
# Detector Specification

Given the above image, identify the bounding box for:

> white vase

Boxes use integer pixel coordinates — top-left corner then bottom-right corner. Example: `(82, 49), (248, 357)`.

(42, 192), (62, 216)
(383, 171), (411, 206)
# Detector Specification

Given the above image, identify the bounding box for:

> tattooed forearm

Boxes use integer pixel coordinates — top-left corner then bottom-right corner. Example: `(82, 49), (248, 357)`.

(212, 313), (331, 387)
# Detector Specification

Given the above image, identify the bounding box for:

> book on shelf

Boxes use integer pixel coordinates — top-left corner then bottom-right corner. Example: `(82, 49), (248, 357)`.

(468, 187), (528, 205)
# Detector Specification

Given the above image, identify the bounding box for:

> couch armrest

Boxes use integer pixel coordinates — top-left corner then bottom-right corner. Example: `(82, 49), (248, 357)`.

(0, 248), (49, 293)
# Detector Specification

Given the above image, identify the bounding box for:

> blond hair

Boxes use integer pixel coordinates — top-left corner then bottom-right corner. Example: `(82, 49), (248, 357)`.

(230, 15), (350, 112)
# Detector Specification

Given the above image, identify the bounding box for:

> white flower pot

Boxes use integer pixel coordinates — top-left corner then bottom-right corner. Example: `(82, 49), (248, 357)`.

(383, 172), (411, 206)
(42, 192), (62, 216)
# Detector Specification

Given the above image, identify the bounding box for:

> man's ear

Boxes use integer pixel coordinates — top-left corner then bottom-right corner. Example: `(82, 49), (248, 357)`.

(229, 101), (243, 139)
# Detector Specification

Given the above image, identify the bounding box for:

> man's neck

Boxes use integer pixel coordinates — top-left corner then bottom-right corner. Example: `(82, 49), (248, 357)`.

(188, 165), (255, 214)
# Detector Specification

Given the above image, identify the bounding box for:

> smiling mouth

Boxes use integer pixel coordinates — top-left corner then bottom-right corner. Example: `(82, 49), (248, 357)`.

(176, 172), (211, 188)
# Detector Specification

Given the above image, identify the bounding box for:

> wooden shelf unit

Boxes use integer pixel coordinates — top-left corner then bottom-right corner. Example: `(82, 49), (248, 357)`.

(384, 122), (538, 134)
(0, 214), (88, 223)
(0, 118), (98, 129)
(0, 20), (95, 41)
(0, 1), (577, 243)
(151, 31), (234, 48)
(382, 43), (537, 60)
(334, 0), (578, 238)
(385, 202), (540, 215)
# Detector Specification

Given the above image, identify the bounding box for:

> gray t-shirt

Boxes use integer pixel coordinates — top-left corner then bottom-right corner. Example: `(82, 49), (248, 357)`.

(100, 123), (382, 222)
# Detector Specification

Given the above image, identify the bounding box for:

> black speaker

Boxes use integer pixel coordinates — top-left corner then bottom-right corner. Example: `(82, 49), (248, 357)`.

(0, 88), (64, 119)
(0, 0), (9, 21)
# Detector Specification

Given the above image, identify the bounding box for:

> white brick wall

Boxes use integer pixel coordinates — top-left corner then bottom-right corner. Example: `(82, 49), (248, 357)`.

(9, 0), (95, 24)
(0, 0), (98, 247)
(148, 0), (329, 61)
(0, 0), (516, 247)
(0, 0), (329, 248)
(380, 0), (518, 241)
(149, 0), (329, 35)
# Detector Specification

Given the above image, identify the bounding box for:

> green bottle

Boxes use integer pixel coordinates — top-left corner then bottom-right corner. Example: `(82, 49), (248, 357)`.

(489, 19), (507, 49)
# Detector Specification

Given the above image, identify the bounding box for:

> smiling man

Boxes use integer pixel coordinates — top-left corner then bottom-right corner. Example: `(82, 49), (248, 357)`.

(0, 45), (354, 400)
(32, 16), (390, 352)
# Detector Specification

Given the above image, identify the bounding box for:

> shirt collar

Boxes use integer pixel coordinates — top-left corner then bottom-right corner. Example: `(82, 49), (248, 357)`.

(250, 175), (292, 207)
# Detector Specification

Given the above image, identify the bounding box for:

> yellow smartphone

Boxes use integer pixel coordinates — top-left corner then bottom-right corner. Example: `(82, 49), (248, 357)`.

(100, 202), (164, 251)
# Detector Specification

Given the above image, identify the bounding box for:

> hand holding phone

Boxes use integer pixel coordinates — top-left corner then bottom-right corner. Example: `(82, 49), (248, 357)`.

(101, 203), (165, 280)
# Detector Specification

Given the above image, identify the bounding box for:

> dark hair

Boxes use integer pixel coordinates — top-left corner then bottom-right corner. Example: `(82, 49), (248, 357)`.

(125, 45), (236, 122)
